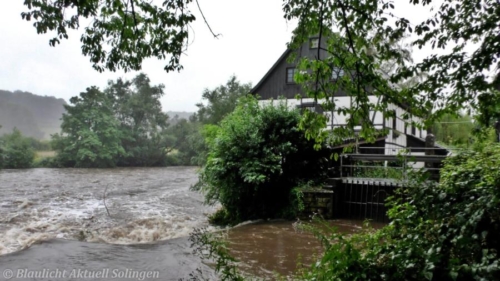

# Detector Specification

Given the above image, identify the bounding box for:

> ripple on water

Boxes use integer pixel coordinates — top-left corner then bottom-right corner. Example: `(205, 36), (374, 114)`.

(0, 167), (215, 256)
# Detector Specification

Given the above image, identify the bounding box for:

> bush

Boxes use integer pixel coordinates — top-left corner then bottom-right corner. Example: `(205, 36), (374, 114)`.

(0, 129), (35, 169)
(33, 156), (58, 168)
(296, 144), (500, 281)
(208, 208), (235, 226)
(196, 96), (330, 224)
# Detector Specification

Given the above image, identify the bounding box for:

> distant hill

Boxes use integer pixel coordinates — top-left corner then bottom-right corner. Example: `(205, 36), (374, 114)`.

(0, 90), (66, 139)
(166, 111), (195, 124)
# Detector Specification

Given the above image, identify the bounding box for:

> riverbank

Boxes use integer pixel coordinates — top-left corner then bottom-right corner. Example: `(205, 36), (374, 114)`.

(0, 167), (379, 280)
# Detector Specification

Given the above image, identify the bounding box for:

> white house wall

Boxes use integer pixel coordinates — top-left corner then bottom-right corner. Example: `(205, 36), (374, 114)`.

(259, 98), (428, 157)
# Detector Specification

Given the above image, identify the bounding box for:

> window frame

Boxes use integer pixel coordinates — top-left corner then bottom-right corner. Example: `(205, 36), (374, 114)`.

(286, 67), (296, 84)
(309, 38), (319, 49)
(392, 110), (397, 130)
(331, 66), (345, 80)
(297, 101), (324, 114)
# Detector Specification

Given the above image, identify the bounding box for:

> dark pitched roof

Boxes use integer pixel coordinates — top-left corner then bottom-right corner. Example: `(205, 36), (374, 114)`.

(250, 49), (292, 95)
(251, 40), (427, 118)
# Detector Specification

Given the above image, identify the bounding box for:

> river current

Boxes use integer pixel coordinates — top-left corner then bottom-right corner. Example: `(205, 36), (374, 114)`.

(0, 167), (372, 280)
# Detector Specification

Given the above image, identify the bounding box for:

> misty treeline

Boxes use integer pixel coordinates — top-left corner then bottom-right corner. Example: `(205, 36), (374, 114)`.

(0, 74), (251, 168)
(0, 90), (66, 139)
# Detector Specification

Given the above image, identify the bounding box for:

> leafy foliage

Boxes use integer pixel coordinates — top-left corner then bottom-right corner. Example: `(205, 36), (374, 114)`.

(106, 73), (173, 166)
(197, 96), (330, 224)
(189, 145), (500, 280)
(51, 74), (176, 167)
(282, 0), (500, 144)
(432, 113), (475, 147)
(21, 0), (195, 72)
(52, 86), (125, 168)
(195, 76), (252, 125)
(20, 0), (500, 142)
(296, 145), (500, 281)
(0, 128), (36, 169)
(476, 90), (500, 141)
(185, 228), (247, 281)
(162, 75), (253, 167)
(165, 118), (203, 166)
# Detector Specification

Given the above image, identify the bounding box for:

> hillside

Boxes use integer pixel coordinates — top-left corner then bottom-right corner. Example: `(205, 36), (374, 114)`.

(166, 111), (194, 124)
(0, 90), (66, 139)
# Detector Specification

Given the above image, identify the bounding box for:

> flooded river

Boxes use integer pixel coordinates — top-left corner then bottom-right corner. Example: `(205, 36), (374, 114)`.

(0, 167), (376, 280)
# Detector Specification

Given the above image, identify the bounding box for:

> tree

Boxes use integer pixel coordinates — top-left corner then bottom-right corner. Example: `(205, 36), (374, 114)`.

(21, 1), (500, 142)
(106, 73), (173, 166)
(195, 75), (252, 125)
(197, 96), (330, 224)
(161, 75), (252, 166)
(21, 0), (195, 73)
(282, 0), (500, 144)
(432, 113), (475, 147)
(0, 128), (35, 169)
(165, 118), (203, 166)
(52, 87), (125, 168)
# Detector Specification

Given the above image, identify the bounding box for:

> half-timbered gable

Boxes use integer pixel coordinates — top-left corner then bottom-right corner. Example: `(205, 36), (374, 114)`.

(251, 36), (446, 158)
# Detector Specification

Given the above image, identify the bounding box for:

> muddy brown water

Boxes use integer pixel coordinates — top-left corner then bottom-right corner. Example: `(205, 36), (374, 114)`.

(0, 167), (382, 280)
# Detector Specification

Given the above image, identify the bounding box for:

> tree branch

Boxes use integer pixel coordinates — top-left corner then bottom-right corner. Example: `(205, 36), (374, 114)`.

(195, 0), (220, 39)
(103, 184), (112, 218)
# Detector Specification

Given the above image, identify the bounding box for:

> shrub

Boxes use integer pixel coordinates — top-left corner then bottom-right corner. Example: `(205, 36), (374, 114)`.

(0, 129), (35, 169)
(297, 144), (500, 281)
(196, 96), (330, 224)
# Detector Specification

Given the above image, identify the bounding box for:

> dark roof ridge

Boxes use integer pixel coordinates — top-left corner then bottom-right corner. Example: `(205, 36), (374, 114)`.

(251, 49), (292, 95)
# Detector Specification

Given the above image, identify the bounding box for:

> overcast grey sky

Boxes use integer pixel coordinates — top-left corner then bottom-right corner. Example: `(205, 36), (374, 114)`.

(0, 1), (299, 112)
(1, 1), (443, 112)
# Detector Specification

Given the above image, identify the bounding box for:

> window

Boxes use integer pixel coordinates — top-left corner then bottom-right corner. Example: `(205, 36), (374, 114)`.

(286, 68), (296, 84)
(310, 38), (319, 49)
(392, 110), (397, 129)
(411, 125), (416, 135)
(331, 67), (345, 80)
(297, 101), (324, 114)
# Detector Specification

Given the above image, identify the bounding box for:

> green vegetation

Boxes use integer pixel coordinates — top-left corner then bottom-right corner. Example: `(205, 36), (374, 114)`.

(195, 75), (252, 125)
(14, 1), (500, 280)
(107, 73), (173, 167)
(299, 145), (500, 280)
(196, 96), (330, 225)
(189, 143), (500, 280)
(51, 86), (125, 168)
(352, 161), (405, 180)
(165, 75), (253, 167)
(19, 0), (500, 143)
(285, 0), (500, 146)
(50, 74), (176, 168)
(164, 119), (203, 166)
(432, 113), (475, 147)
(0, 75), (252, 169)
(0, 128), (36, 169)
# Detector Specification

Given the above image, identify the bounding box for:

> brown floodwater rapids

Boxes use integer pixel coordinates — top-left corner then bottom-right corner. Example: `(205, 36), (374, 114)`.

(0, 167), (384, 280)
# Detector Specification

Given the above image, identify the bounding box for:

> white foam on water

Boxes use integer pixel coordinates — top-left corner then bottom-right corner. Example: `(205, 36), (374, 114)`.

(0, 168), (215, 256)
